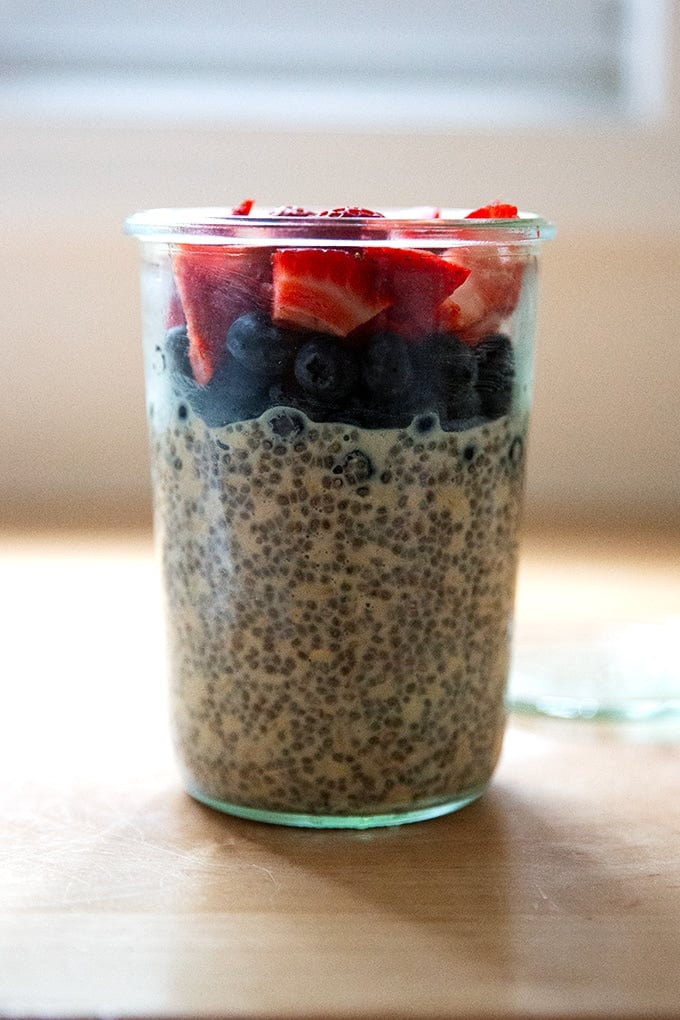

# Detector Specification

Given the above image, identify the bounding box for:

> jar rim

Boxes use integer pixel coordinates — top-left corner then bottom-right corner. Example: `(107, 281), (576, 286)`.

(124, 206), (556, 246)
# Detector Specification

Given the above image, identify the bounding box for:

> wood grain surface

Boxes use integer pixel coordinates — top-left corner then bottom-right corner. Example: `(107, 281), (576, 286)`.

(1, 530), (679, 1019)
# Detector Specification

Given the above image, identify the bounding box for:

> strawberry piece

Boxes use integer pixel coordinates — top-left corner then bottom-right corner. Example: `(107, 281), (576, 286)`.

(466, 202), (519, 219)
(318, 207), (385, 218)
(272, 248), (392, 336)
(173, 247), (272, 385)
(366, 248), (470, 340)
(439, 247), (530, 343)
(231, 199), (255, 216)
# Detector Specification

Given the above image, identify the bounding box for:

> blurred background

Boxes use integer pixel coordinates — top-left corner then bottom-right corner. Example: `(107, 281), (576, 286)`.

(1, 0), (678, 530)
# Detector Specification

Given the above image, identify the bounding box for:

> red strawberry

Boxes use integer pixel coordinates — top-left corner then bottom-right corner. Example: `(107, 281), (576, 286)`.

(466, 202), (519, 219)
(231, 198), (255, 216)
(439, 246), (531, 343)
(318, 207), (385, 218)
(272, 248), (392, 336)
(173, 246), (272, 385)
(366, 248), (470, 340)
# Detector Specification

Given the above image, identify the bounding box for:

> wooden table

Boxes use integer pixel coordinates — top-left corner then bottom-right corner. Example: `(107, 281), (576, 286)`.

(1, 528), (679, 1019)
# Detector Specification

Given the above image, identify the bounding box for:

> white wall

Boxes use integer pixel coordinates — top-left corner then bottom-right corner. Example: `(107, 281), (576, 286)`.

(1, 13), (679, 527)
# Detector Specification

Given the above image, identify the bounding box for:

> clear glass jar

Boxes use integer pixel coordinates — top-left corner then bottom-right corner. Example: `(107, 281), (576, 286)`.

(126, 205), (555, 827)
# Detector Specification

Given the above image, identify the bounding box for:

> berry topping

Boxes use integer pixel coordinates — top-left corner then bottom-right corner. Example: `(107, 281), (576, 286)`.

(318, 207), (385, 218)
(439, 248), (529, 343)
(226, 312), (295, 378)
(294, 337), (359, 403)
(466, 202), (519, 219)
(367, 248), (470, 339)
(272, 248), (392, 336)
(474, 333), (515, 418)
(161, 324), (270, 426)
(206, 357), (272, 425)
(231, 199), (255, 216)
(414, 333), (480, 422)
(270, 205), (316, 217)
(165, 204), (526, 430)
(361, 332), (415, 402)
(414, 414), (437, 433)
(173, 247), (273, 385)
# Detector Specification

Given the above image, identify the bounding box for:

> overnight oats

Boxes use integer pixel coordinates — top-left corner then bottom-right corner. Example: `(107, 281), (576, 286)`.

(126, 202), (554, 827)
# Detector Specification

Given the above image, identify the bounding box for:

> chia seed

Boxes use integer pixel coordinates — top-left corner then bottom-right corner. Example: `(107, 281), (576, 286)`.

(151, 407), (526, 820)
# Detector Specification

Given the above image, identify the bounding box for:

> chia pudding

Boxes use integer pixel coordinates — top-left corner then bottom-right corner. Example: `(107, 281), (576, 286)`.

(127, 202), (553, 827)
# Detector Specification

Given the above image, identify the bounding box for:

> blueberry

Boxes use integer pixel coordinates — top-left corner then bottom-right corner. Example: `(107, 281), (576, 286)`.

(267, 379), (335, 425)
(267, 379), (311, 417)
(349, 404), (415, 429)
(445, 388), (481, 424)
(227, 312), (296, 378)
(414, 414), (436, 434)
(361, 332), (415, 401)
(161, 324), (272, 425)
(475, 333), (515, 419)
(294, 338), (359, 403)
(427, 333), (477, 384)
(195, 356), (271, 426)
(414, 333), (480, 423)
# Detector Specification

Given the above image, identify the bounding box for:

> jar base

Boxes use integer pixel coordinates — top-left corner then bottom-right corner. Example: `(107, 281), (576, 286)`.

(185, 784), (488, 829)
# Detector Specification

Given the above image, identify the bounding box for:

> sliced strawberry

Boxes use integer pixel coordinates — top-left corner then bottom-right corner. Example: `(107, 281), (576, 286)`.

(272, 248), (392, 336)
(318, 207), (385, 218)
(366, 248), (470, 340)
(173, 247), (272, 385)
(466, 202), (519, 219)
(439, 246), (530, 343)
(231, 198), (255, 216)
